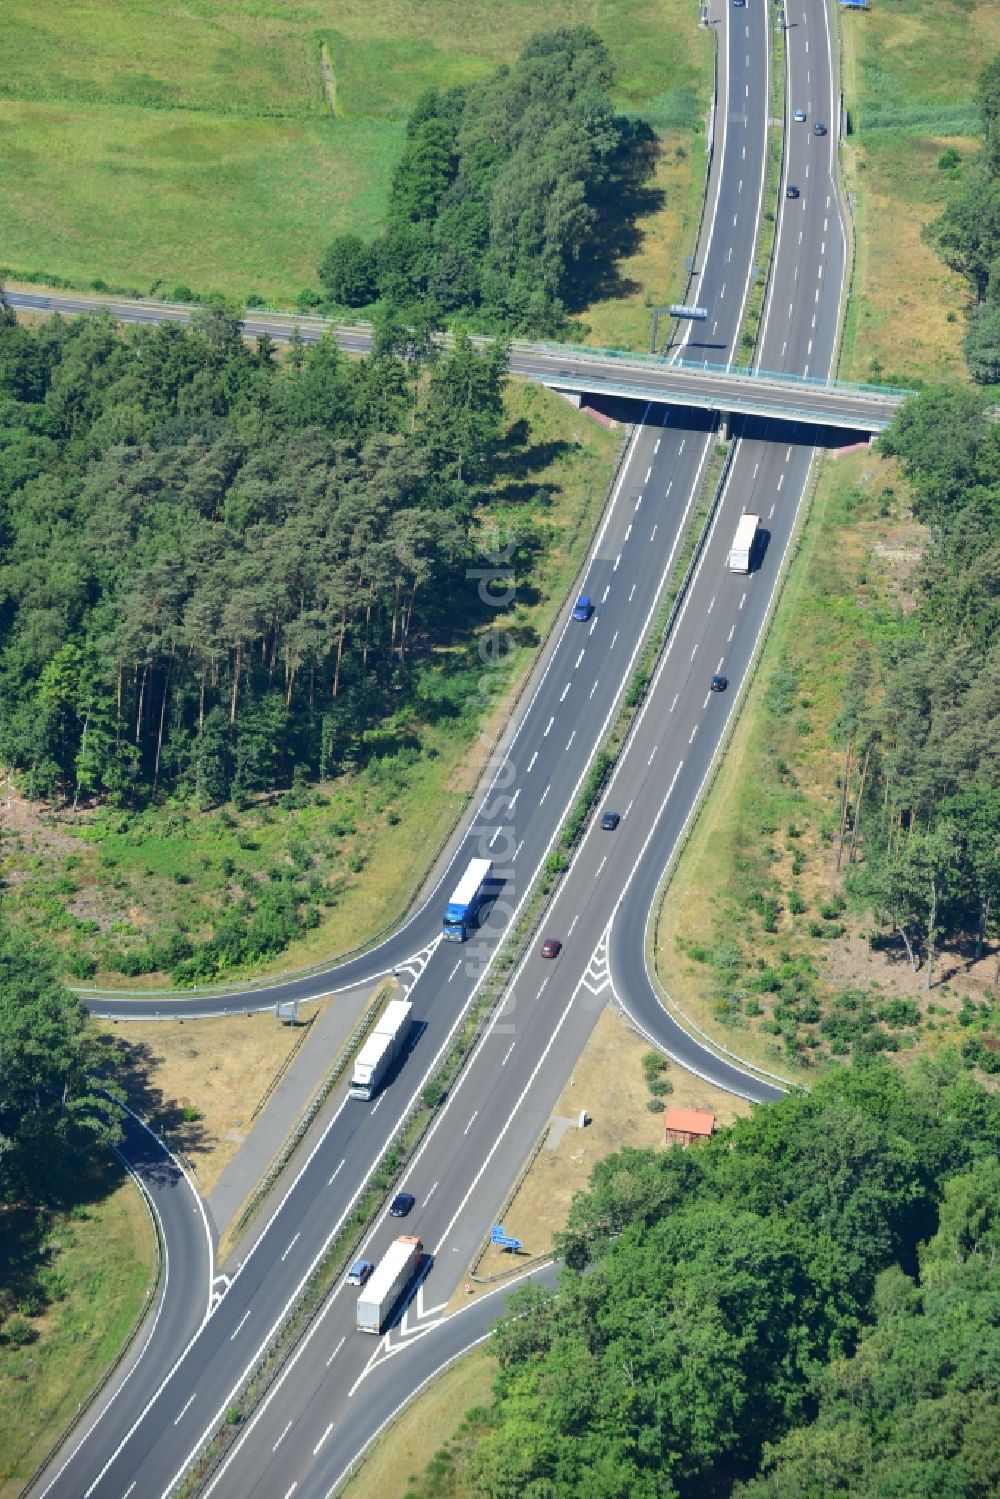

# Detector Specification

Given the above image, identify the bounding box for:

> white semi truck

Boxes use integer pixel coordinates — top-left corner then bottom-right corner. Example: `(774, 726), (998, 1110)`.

(349, 999), (414, 1101)
(728, 512), (760, 573)
(356, 1235), (423, 1334)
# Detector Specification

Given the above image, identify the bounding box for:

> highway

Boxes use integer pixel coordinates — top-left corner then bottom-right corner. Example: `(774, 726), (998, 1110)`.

(183, 5), (848, 1495)
(26, 0), (849, 1492)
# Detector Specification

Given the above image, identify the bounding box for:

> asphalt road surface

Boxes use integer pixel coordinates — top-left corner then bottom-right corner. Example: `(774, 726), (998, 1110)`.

(27, 0), (848, 1492)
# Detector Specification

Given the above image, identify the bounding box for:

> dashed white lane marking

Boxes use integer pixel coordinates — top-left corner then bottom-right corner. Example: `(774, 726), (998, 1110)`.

(501, 1041), (516, 1066)
(536, 978), (549, 999)
(821, 240), (825, 256)
(589, 617), (598, 635)
(624, 798), (634, 817)
(610, 631), (619, 649)
(788, 301), (794, 317)
(654, 437), (661, 453)
(489, 827), (500, 848)
(798, 229), (803, 245)
(124, 1484), (137, 1498)
(807, 338), (813, 356)
(781, 340), (787, 357)
(666, 480), (673, 494)
(811, 312), (817, 327)
(175, 1393), (197, 1426)
(230, 1310), (252, 1341)
(728, 624), (735, 642)
(510, 787), (520, 810)
(738, 178), (743, 193)
(464, 1110), (479, 1136)
(559, 683), (570, 702)
(543, 716), (554, 736)
(708, 593), (716, 613)
(778, 472), (785, 490)
(740, 591), (747, 610)
(679, 438), (686, 453)
(826, 193), (831, 208)
(689, 725), (699, 744)
(670, 693), (680, 712)
(602, 584), (611, 602)
(629, 583), (636, 601)
(589, 680), (598, 699)
(712, 320), (718, 336)
(327, 1159), (345, 1186)
(635, 494), (642, 509)
(527, 750), (538, 772)
(768, 503), (776, 519)
(448, 960), (461, 981)
(645, 466), (652, 483)
(327, 1335), (346, 1368)
(733, 214), (738, 227)
(314, 1424), (335, 1456)
(370, 1093), (385, 1115)
(815, 286), (820, 302)
(717, 657), (725, 672)
(566, 730), (576, 750)
(273, 1419), (293, 1452)
(625, 523), (632, 542)
(823, 216), (828, 232)
(753, 461), (759, 478)
(281, 1233), (300, 1262)
(690, 644), (698, 661)
(595, 856), (608, 878)
(818, 263), (823, 279)
(282, 1485), (297, 1498)
(786, 446), (793, 461)
(648, 745), (657, 765)
(650, 524), (658, 541)
(613, 554), (621, 571)
(513, 838), (524, 861)
(425, 1180), (439, 1204)
(539, 784), (550, 805)
(569, 913), (580, 934)
(575, 649), (585, 669)
(805, 163), (809, 179)
(703, 693), (711, 708)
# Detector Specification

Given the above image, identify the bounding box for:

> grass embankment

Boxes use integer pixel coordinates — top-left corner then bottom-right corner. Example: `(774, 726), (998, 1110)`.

(102, 1008), (322, 1199)
(838, 0), (1000, 385)
(0, 383), (621, 986)
(340, 1348), (498, 1499)
(657, 448), (997, 1076)
(0, 1167), (156, 1498)
(1, 0), (707, 341)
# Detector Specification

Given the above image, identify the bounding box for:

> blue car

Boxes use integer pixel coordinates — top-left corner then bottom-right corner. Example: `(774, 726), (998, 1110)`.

(572, 595), (592, 621)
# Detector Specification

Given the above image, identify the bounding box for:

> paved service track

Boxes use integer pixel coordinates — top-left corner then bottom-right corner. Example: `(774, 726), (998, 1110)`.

(28, 0), (848, 1492)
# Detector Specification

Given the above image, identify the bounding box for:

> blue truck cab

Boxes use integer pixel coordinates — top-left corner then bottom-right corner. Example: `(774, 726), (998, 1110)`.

(572, 595), (592, 621)
(442, 857), (493, 941)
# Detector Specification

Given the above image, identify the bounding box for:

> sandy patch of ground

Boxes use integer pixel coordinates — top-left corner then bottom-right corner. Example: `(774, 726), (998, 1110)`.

(452, 1005), (751, 1308)
(102, 1006), (322, 1197)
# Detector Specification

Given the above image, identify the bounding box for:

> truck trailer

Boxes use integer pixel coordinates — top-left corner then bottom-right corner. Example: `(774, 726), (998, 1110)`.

(728, 512), (760, 573)
(349, 999), (414, 1101)
(441, 857), (493, 942)
(356, 1235), (423, 1334)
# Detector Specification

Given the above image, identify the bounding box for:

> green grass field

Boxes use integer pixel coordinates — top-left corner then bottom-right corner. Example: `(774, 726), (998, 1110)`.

(838, 0), (1000, 385)
(1, 0), (709, 314)
(0, 1167), (156, 1497)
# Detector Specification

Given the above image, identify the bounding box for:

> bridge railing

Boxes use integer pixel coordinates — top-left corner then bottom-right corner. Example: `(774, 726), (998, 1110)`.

(514, 337), (914, 399)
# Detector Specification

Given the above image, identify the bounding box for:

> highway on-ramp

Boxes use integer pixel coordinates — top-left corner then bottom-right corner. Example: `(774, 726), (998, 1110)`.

(28, 0), (849, 1491)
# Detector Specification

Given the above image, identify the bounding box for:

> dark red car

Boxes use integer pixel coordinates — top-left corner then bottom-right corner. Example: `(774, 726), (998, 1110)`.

(540, 938), (562, 959)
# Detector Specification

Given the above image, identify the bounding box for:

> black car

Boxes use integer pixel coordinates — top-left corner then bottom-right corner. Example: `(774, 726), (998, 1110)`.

(389, 1192), (416, 1218)
(711, 674), (729, 693)
(814, 122), (828, 136)
(786, 184), (800, 199)
(601, 811), (621, 831)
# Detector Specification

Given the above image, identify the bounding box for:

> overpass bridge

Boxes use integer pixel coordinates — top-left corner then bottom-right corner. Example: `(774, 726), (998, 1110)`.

(6, 288), (910, 433)
(512, 342), (910, 433)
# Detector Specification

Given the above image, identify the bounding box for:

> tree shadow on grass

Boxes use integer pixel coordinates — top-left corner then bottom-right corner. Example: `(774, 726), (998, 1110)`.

(108, 1035), (211, 1160)
(563, 120), (665, 314)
